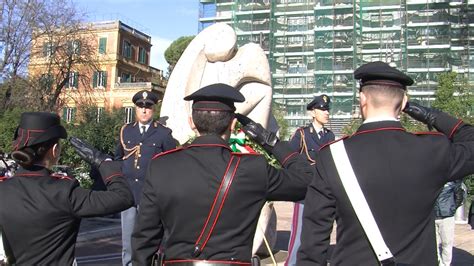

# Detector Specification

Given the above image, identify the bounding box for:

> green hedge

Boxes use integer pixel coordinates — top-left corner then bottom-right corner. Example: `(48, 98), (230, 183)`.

(0, 107), (126, 187)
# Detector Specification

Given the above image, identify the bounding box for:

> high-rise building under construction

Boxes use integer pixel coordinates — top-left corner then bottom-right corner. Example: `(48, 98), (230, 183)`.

(198, 0), (473, 135)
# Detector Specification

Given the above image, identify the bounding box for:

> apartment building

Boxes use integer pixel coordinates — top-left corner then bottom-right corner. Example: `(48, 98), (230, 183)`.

(28, 20), (165, 123)
(198, 0), (474, 135)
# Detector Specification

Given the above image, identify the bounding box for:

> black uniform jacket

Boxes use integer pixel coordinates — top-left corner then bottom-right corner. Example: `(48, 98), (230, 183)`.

(132, 135), (314, 265)
(115, 121), (176, 204)
(290, 124), (335, 163)
(0, 161), (134, 265)
(298, 113), (474, 265)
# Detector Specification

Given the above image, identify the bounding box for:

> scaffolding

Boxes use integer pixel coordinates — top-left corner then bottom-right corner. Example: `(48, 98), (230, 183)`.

(199, 0), (474, 134)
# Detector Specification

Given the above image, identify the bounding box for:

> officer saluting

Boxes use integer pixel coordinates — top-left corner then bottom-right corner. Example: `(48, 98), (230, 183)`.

(115, 90), (177, 266)
(297, 62), (474, 265)
(286, 94), (335, 265)
(132, 83), (314, 265)
(0, 112), (133, 265)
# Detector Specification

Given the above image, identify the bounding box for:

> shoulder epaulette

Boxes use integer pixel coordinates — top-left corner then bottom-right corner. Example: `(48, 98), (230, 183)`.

(319, 136), (349, 151)
(154, 120), (172, 131)
(152, 147), (184, 160)
(50, 173), (73, 180)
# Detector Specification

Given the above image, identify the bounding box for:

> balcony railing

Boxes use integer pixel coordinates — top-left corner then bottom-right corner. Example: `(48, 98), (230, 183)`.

(114, 82), (152, 89)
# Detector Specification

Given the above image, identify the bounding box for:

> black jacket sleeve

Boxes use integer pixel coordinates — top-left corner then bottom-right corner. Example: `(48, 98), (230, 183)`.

(297, 154), (335, 265)
(265, 141), (314, 201)
(433, 112), (474, 181)
(69, 161), (134, 217)
(132, 161), (164, 265)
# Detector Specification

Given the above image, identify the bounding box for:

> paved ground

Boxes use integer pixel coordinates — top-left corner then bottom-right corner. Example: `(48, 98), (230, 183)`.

(260, 202), (474, 265)
(76, 202), (474, 265)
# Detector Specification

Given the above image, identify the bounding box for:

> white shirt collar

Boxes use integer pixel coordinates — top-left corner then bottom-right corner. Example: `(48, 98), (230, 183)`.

(363, 116), (399, 124)
(311, 122), (323, 133)
(139, 121), (152, 132)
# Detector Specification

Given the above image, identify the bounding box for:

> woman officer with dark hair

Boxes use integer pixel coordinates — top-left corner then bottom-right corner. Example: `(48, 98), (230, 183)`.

(0, 112), (134, 265)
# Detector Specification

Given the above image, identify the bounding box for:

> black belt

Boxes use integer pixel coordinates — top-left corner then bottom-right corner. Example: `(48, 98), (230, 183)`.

(164, 260), (251, 266)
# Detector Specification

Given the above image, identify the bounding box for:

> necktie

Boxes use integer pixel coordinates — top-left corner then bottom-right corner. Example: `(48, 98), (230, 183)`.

(318, 130), (324, 139)
(141, 126), (146, 136)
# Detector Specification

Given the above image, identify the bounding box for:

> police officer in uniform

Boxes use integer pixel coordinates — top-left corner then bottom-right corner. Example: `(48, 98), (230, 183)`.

(286, 94), (335, 265)
(289, 94), (335, 165)
(0, 112), (134, 265)
(116, 90), (177, 266)
(297, 62), (474, 265)
(131, 83), (314, 266)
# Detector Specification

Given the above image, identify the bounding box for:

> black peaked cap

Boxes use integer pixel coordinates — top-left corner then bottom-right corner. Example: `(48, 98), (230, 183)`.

(184, 83), (245, 112)
(132, 90), (159, 106)
(13, 112), (67, 150)
(307, 94), (331, 111)
(354, 61), (414, 90)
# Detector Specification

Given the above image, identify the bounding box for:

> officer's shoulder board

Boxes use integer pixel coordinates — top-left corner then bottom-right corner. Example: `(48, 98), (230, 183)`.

(151, 147), (184, 160)
(50, 173), (73, 181)
(153, 121), (172, 132)
(319, 136), (349, 151)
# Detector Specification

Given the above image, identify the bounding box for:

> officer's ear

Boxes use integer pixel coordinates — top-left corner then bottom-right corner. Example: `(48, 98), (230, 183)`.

(400, 93), (408, 113)
(230, 117), (237, 132)
(52, 143), (59, 158)
(188, 116), (198, 135)
(360, 91), (367, 107)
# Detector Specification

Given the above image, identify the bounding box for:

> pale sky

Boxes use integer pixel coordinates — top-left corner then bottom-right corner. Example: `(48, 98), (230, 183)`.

(74, 0), (199, 71)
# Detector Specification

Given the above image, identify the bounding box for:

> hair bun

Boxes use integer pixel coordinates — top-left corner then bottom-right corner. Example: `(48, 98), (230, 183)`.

(11, 150), (35, 168)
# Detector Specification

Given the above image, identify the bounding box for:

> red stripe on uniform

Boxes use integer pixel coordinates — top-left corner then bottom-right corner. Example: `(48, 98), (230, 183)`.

(286, 203), (301, 266)
(151, 147), (184, 160)
(352, 127), (405, 137)
(281, 152), (298, 166)
(413, 131), (444, 136)
(319, 136), (348, 151)
(164, 259), (251, 265)
(449, 119), (463, 139)
(105, 173), (122, 181)
(201, 156), (241, 251)
(194, 156), (236, 246)
(187, 144), (232, 151)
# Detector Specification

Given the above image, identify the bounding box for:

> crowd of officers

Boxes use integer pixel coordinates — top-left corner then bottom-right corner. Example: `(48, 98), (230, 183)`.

(0, 61), (473, 266)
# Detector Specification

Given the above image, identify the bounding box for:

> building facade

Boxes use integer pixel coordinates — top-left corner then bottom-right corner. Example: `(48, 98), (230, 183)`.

(28, 20), (165, 123)
(199, 0), (474, 135)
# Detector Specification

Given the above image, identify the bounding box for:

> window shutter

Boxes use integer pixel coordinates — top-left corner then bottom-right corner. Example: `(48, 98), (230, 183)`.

(103, 71), (107, 87)
(72, 108), (76, 122)
(99, 37), (107, 54)
(64, 74), (69, 88)
(93, 72), (98, 88)
(76, 40), (82, 54)
(62, 108), (67, 120)
(73, 72), (78, 88)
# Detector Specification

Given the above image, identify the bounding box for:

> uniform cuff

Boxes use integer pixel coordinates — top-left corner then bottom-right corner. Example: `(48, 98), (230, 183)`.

(434, 112), (464, 139)
(272, 141), (298, 166)
(99, 161), (124, 183)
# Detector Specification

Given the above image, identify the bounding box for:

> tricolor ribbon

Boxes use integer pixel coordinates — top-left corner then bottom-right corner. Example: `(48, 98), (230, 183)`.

(229, 131), (246, 152)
